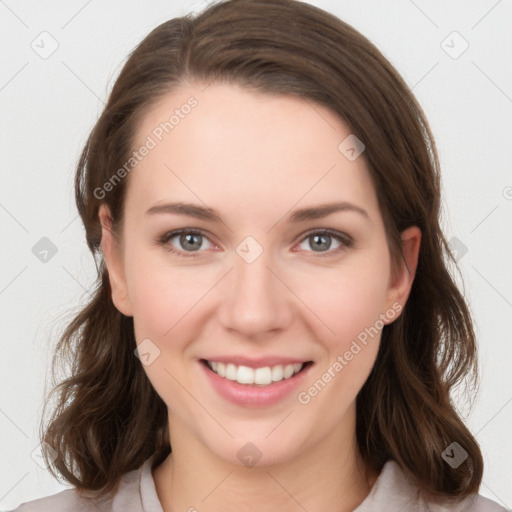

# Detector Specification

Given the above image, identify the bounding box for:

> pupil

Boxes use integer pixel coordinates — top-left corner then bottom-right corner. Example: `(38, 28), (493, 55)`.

(312, 234), (330, 251)
(182, 233), (201, 251)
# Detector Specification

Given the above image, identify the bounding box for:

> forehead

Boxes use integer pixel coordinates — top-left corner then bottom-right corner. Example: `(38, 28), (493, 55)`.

(124, 82), (380, 222)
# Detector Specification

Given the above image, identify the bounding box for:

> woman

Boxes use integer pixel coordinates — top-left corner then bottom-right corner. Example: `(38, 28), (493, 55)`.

(13, 0), (507, 510)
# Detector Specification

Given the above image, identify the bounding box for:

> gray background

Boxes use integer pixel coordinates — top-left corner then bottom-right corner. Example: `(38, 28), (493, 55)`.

(1, 0), (511, 509)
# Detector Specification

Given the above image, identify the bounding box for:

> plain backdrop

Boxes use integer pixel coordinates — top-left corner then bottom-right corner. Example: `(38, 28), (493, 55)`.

(1, 0), (511, 510)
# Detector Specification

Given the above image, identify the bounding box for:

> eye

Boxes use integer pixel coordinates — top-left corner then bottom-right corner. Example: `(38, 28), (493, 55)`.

(158, 229), (214, 257)
(294, 229), (353, 256)
(157, 228), (353, 258)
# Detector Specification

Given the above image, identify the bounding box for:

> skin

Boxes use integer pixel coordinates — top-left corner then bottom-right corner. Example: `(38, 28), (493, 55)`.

(99, 82), (421, 512)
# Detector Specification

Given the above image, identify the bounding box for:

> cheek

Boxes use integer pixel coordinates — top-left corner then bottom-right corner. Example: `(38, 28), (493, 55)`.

(125, 233), (392, 349)
(295, 264), (389, 418)
(125, 247), (208, 340)
(125, 251), (208, 409)
(298, 253), (391, 348)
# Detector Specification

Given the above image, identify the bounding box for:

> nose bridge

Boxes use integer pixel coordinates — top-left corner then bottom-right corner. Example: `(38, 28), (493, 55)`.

(234, 248), (274, 299)
(219, 236), (292, 336)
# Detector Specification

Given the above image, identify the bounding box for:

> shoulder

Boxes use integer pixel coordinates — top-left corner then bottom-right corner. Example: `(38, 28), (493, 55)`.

(356, 460), (508, 512)
(9, 488), (113, 511)
(422, 493), (508, 512)
(454, 494), (509, 512)
(9, 456), (157, 512)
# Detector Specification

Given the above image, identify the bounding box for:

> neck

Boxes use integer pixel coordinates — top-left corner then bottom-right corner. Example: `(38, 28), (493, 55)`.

(153, 410), (378, 512)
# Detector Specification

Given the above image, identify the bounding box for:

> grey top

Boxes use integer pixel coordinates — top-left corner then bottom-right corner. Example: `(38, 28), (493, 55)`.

(11, 455), (507, 511)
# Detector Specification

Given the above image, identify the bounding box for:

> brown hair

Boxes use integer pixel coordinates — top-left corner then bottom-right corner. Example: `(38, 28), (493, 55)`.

(40, 0), (483, 502)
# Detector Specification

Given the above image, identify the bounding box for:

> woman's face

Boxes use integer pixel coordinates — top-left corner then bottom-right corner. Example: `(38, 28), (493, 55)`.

(100, 82), (419, 467)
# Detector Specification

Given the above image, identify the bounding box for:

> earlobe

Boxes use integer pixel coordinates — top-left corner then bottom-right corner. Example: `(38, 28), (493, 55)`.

(385, 226), (421, 320)
(98, 204), (133, 317)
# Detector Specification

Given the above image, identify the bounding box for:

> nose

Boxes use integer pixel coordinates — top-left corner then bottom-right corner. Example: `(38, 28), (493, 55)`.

(217, 245), (294, 339)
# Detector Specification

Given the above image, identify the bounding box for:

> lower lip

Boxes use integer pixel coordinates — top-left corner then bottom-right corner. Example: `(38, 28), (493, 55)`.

(200, 360), (314, 407)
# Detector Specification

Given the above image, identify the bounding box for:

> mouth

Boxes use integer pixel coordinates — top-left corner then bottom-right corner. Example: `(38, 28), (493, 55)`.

(200, 359), (314, 387)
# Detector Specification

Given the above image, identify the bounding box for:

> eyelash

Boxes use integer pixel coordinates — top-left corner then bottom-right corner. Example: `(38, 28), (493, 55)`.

(156, 228), (354, 258)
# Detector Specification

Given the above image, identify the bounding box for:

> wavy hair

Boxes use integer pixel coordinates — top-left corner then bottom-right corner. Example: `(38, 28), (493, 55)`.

(40, 0), (483, 501)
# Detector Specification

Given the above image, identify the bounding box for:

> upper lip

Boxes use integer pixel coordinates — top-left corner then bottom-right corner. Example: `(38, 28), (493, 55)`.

(200, 356), (313, 368)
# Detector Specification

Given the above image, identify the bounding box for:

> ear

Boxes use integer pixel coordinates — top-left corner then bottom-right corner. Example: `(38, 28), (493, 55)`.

(384, 226), (421, 321)
(98, 204), (133, 317)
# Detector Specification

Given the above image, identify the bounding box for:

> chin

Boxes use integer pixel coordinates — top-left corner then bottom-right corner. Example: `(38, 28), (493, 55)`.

(206, 430), (307, 469)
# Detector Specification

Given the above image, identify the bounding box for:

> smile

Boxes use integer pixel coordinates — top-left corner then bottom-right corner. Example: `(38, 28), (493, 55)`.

(204, 360), (308, 386)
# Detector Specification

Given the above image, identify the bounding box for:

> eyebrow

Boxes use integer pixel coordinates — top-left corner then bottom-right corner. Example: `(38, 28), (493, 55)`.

(145, 201), (369, 223)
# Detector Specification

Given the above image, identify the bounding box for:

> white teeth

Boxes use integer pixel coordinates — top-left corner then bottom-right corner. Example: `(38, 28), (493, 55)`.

(283, 364), (295, 379)
(271, 365), (283, 382)
(206, 360), (306, 386)
(225, 363), (237, 381)
(255, 367), (272, 385)
(216, 362), (226, 377)
(237, 366), (254, 384)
